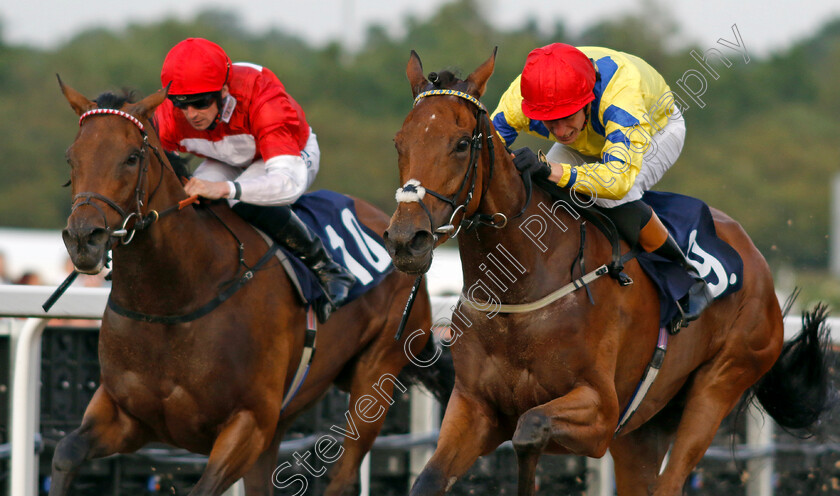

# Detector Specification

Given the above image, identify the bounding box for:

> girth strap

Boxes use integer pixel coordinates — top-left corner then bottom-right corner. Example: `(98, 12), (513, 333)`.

(615, 325), (669, 435)
(280, 308), (318, 413)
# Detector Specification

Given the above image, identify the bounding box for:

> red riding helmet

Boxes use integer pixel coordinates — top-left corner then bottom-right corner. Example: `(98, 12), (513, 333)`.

(520, 43), (597, 121)
(161, 38), (231, 95)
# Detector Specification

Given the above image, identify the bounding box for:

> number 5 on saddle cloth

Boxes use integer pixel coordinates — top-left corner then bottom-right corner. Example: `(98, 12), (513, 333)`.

(635, 191), (743, 329)
(536, 181), (743, 332)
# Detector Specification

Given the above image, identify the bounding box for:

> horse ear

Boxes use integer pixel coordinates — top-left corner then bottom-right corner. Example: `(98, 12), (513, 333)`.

(465, 47), (498, 98)
(57, 74), (95, 116)
(131, 86), (169, 120)
(407, 50), (428, 98)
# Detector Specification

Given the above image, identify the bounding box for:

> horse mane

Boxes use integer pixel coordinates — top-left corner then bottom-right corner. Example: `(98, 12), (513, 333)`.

(164, 151), (192, 179)
(426, 69), (469, 92)
(93, 91), (191, 179)
(94, 90), (137, 110)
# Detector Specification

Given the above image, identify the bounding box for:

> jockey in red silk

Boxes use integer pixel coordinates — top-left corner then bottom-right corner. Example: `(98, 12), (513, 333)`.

(155, 38), (355, 322)
(492, 43), (712, 323)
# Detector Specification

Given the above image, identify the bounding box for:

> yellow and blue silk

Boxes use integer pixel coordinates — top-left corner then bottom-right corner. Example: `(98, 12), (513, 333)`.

(491, 47), (674, 200)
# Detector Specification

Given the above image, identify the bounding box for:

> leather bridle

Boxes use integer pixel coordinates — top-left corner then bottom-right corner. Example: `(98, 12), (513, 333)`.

(72, 108), (194, 246)
(395, 89), (508, 240)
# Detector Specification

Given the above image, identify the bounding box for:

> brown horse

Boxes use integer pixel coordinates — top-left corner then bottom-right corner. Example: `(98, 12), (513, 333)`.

(51, 81), (451, 496)
(384, 50), (832, 495)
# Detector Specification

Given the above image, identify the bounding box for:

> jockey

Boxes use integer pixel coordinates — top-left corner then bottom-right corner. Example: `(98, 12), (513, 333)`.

(491, 43), (712, 323)
(155, 38), (355, 323)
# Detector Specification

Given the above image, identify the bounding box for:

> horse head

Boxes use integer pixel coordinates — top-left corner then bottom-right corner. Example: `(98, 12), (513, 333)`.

(58, 78), (170, 274)
(385, 49), (513, 275)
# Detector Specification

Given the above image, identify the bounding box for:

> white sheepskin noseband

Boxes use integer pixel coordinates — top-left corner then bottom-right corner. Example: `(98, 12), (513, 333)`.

(395, 179), (426, 203)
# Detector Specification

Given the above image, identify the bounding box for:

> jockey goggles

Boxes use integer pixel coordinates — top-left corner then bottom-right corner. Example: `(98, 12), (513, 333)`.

(168, 92), (219, 110)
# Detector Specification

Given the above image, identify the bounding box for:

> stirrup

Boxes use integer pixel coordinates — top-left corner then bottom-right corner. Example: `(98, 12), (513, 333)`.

(314, 297), (337, 323)
(617, 272), (634, 286)
(669, 304), (686, 335)
(607, 261), (633, 287)
(671, 281), (712, 333)
(320, 272), (355, 309)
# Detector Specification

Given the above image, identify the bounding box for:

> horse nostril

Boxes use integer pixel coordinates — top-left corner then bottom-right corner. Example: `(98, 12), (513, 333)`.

(408, 230), (434, 256)
(87, 228), (110, 248)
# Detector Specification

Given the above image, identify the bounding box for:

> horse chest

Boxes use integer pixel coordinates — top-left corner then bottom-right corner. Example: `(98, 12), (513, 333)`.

(474, 364), (570, 417)
(457, 315), (586, 376)
(97, 328), (237, 438)
(455, 337), (579, 415)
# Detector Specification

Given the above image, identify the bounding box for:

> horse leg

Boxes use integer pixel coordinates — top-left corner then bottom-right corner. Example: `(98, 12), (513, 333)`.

(514, 449), (541, 496)
(410, 388), (504, 496)
(512, 411), (548, 496)
(49, 387), (150, 496)
(650, 364), (759, 496)
(242, 417), (295, 496)
(323, 358), (408, 496)
(188, 410), (270, 496)
(510, 384), (618, 495)
(609, 403), (681, 496)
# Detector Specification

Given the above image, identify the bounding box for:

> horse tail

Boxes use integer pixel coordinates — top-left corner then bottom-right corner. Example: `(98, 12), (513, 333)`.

(750, 303), (836, 431)
(398, 334), (455, 406)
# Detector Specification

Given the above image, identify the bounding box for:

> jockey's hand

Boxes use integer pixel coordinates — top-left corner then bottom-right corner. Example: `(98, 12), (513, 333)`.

(512, 148), (551, 181)
(184, 177), (229, 200)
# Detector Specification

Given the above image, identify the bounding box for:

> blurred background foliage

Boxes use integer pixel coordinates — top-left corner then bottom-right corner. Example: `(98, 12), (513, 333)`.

(0, 0), (839, 302)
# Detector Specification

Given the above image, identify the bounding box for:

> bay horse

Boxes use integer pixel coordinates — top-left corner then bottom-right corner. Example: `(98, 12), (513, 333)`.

(384, 50), (833, 495)
(51, 81), (451, 496)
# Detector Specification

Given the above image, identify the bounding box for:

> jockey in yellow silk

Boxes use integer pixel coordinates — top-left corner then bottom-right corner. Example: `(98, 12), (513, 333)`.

(492, 43), (712, 323)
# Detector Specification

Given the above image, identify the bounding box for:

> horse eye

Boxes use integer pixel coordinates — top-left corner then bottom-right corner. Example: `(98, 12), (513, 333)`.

(455, 138), (470, 153)
(126, 152), (141, 166)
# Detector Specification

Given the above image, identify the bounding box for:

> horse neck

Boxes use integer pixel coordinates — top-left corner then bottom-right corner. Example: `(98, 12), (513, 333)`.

(456, 155), (588, 303)
(108, 172), (234, 312)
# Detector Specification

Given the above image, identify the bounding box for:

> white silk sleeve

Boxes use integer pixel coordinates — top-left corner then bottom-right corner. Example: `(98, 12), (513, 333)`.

(229, 154), (308, 206)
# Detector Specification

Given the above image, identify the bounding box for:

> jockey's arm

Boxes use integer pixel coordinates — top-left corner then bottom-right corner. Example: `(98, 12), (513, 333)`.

(548, 116), (649, 201)
(229, 154), (309, 206)
(184, 177), (231, 200)
(184, 155), (308, 205)
(545, 156), (640, 202)
(227, 78), (314, 206)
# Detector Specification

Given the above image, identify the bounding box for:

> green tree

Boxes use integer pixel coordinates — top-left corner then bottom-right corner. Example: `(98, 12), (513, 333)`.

(0, 1), (838, 272)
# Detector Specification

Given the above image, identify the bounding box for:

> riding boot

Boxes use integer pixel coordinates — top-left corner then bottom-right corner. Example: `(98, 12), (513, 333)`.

(232, 203), (356, 323)
(632, 207), (713, 322)
(644, 220), (714, 323)
(277, 213), (357, 322)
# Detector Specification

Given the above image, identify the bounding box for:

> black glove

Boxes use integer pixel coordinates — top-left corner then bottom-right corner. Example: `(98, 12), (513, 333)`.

(512, 148), (551, 181)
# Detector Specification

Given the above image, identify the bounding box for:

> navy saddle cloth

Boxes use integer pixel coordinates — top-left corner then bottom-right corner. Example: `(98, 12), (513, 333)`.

(637, 191), (743, 327)
(283, 190), (393, 306)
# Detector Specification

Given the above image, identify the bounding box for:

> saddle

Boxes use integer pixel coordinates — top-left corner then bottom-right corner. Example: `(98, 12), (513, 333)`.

(532, 178), (743, 332)
(278, 190), (393, 308)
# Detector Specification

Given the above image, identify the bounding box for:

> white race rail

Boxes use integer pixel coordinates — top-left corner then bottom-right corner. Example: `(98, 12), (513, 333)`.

(2, 284), (837, 496)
